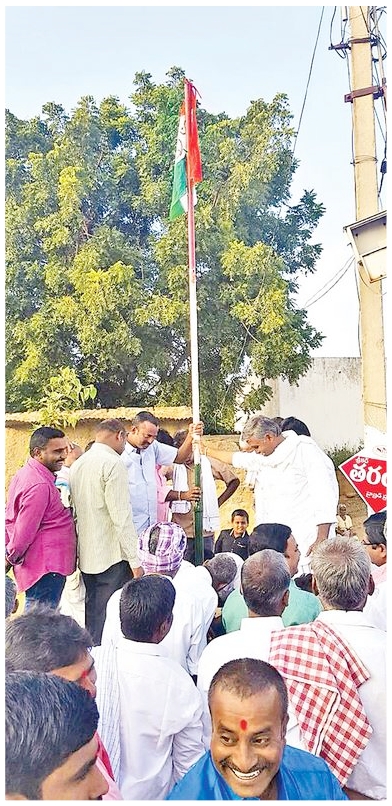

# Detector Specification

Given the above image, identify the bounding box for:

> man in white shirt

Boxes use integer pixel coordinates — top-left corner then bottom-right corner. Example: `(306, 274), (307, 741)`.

(197, 549), (290, 743)
(270, 536), (386, 800)
(69, 419), (143, 645)
(102, 522), (217, 678)
(203, 415), (338, 573)
(121, 411), (203, 535)
(114, 575), (205, 799)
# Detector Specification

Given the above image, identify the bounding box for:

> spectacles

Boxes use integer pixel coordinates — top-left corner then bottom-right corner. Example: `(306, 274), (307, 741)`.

(361, 541), (378, 548)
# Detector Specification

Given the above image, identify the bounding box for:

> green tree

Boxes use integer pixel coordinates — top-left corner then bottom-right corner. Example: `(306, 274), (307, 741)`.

(6, 68), (324, 431)
(36, 368), (97, 428)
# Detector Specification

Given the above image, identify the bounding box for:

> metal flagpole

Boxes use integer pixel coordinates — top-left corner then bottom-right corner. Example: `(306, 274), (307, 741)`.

(184, 78), (203, 565)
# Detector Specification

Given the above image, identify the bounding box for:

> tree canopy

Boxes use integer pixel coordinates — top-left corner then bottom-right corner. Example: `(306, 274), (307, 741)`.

(6, 66), (324, 431)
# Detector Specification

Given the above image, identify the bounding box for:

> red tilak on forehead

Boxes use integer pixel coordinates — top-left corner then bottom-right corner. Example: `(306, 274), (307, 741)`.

(240, 719), (247, 731)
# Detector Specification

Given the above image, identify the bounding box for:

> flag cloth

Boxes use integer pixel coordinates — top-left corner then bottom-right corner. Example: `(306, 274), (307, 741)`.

(169, 84), (202, 220)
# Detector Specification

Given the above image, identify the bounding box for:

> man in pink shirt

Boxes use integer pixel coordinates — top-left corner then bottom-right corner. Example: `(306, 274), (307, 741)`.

(5, 426), (76, 608)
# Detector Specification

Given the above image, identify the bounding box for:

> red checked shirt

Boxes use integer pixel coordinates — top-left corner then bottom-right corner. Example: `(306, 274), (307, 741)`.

(5, 458), (76, 591)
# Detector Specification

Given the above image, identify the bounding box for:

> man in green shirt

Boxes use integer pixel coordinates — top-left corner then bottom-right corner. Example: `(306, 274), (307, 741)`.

(222, 523), (322, 632)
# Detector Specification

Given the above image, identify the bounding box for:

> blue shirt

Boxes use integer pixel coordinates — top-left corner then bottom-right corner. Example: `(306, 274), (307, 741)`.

(121, 441), (178, 534)
(166, 747), (348, 800)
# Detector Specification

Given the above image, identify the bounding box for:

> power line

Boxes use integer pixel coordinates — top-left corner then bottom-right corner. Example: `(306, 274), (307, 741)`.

(304, 257), (354, 308)
(292, 7), (325, 160)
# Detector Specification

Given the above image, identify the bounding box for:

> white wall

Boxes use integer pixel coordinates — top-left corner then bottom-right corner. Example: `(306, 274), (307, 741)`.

(236, 357), (364, 451)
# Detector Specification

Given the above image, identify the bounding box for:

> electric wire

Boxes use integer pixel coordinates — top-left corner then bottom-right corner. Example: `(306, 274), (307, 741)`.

(292, 7), (325, 160)
(303, 257), (354, 309)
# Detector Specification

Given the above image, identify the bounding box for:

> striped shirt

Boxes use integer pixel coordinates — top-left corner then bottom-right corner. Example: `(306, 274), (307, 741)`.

(69, 443), (139, 573)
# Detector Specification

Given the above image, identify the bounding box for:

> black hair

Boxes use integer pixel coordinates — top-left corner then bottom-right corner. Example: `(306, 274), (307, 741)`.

(95, 418), (125, 434)
(29, 426), (65, 454)
(120, 575), (175, 641)
(294, 573), (314, 593)
(281, 416), (311, 437)
(156, 428), (174, 446)
(131, 411), (159, 427)
(249, 523), (291, 555)
(173, 429), (188, 449)
(5, 604), (93, 672)
(364, 511), (387, 545)
(208, 657), (288, 718)
(6, 671), (99, 799)
(231, 509), (249, 522)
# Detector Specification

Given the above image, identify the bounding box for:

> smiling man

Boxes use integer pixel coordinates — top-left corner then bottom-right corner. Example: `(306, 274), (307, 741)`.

(167, 658), (347, 800)
(5, 426), (76, 607)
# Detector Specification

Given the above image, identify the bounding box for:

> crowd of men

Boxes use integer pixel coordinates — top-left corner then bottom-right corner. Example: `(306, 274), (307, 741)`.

(5, 412), (387, 800)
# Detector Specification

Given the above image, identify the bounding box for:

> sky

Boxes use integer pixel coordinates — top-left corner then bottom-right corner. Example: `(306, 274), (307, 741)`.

(4, 3), (388, 358)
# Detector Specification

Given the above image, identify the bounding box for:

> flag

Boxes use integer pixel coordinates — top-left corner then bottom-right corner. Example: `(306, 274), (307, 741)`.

(169, 82), (202, 221)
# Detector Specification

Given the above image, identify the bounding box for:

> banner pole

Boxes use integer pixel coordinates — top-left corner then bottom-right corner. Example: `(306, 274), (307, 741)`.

(184, 78), (203, 565)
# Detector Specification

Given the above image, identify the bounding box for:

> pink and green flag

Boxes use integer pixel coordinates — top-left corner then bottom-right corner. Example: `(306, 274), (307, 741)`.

(169, 84), (202, 221)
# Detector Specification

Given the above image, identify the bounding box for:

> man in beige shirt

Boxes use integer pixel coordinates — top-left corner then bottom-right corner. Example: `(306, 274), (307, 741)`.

(69, 418), (143, 645)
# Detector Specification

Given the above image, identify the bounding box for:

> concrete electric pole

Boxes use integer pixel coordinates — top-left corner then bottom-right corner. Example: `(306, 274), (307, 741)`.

(346, 6), (387, 445)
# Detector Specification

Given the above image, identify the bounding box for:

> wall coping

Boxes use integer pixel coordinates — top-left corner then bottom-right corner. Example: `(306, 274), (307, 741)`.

(5, 406), (193, 427)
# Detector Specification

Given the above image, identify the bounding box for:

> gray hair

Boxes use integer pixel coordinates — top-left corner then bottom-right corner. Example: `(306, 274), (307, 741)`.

(311, 536), (371, 611)
(241, 549), (290, 616)
(205, 555), (238, 602)
(242, 415), (281, 442)
(5, 576), (17, 619)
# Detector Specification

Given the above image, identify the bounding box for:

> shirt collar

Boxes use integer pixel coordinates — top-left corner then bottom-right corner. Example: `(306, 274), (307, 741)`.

(240, 615), (284, 633)
(316, 609), (375, 628)
(116, 636), (169, 657)
(28, 456), (56, 481)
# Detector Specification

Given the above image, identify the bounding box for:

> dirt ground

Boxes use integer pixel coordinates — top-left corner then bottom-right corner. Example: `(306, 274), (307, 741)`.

(338, 491), (368, 539)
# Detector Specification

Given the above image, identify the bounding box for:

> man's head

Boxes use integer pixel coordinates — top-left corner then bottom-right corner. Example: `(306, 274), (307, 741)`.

(120, 574), (176, 643)
(64, 442), (84, 468)
(5, 575), (17, 619)
(127, 411), (160, 451)
(311, 536), (372, 611)
(5, 604), (97, 699)
(204, 554), (238, 602)
(280, 416), (311, 437)
(6, 671), (108, 800)
(208, 658), (289, 799)
(240, 550), (290, 616)
(249, 523), (300, 577)
(156, 428), (174, 446)
(173, 429), (192, 462)
(29, 426), (68, 473)
(362, 511), (387, 567)
(241, 416), (283, 456)
(338, 503), (347, 517)
(95, 418), (128, 455)
(231, 509), (249, 536)
(138, 522), (187, 576)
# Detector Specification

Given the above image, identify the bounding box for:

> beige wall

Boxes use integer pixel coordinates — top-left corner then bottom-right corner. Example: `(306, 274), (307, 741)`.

(236, 357), (364, 452)
(4, 408), (193, 493)
(4, 424), (366, 538)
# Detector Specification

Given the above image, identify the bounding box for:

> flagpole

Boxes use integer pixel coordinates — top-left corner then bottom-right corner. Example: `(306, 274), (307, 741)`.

(184, 78), (203, 565)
